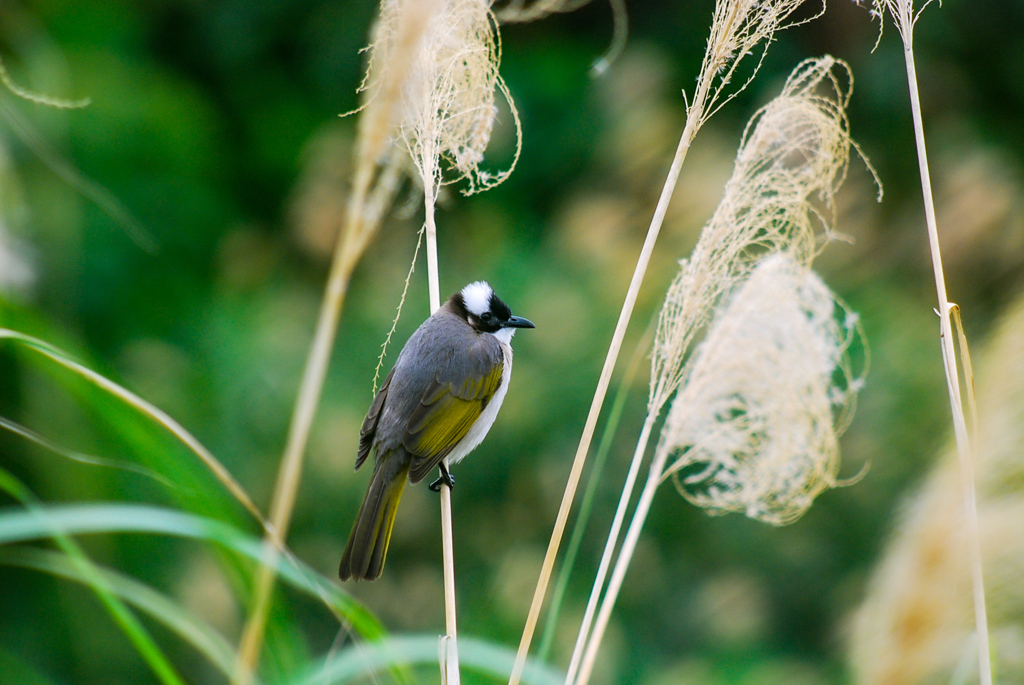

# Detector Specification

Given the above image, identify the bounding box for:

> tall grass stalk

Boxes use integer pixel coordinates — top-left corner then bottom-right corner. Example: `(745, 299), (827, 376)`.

(260, 0), (516, 680)
(571, 56), (865, 685)
(399, 0), (519, 676)
(869, 2), (991, 682)
(236, 0), (455, 674)
(425, 154), (459, 684)
(508, 2), (812, 682)
(536, 322), (654, 664)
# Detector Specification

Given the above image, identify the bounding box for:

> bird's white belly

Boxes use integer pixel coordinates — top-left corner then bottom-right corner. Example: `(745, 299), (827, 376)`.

(446, 341), (513, 466)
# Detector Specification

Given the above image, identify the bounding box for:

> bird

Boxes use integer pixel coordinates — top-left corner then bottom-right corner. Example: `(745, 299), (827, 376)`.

(339, 281), (535, 581)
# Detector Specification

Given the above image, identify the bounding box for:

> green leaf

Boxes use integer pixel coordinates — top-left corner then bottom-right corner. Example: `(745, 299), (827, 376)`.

(0, 546), (242, 682)
(0, 328), (262, 523)
(0, 469), (186, 685)
(0, 645), (64, 685)
(0, 327), (312, 677)
(0, 501), (385, 641)
(287, 634), (565, 685)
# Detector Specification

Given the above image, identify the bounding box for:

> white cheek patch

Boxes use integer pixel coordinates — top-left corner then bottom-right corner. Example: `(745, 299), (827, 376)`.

(462, 281), (493, 317)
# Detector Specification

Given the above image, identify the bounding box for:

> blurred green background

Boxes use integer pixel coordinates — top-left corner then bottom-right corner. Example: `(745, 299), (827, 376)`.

(1, 0), (1023, 683)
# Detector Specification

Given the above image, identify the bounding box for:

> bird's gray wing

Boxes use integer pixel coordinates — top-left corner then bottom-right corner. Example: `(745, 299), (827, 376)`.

(355, 367), (395, 471)
(403, 336), (504, 484)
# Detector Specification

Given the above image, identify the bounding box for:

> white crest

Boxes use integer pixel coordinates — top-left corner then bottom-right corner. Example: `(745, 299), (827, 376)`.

(461, 281), (493, 317)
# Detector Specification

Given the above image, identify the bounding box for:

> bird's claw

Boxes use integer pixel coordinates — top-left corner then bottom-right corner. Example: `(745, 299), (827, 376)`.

(429, 464), (455, 492)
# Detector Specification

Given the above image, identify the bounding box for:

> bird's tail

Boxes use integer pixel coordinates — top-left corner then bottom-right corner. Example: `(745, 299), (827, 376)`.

(339, 459), (409, 581)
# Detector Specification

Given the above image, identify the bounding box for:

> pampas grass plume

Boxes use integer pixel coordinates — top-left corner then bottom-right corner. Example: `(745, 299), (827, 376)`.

(649, 55), (865, 419)
(662, 253), (862, 524)
(860, 1), (994, 681)
(569, 55), (868, 685)
(390, 0), (520, 196)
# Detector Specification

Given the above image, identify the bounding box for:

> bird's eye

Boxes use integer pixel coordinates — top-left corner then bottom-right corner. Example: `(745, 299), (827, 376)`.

(480, 312), (495, 323)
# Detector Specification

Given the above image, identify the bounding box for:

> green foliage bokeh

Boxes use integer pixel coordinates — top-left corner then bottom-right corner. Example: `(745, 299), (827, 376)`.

(1, 0), (1023, 683)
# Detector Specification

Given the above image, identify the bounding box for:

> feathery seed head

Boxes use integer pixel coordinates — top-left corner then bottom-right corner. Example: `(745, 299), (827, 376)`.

(660, 253), (864, 525)
(395, 0), (519, 196)
(692, 0), (818, 126)
(647, 57), (870, 524)
(649, 57), (864, 414)
(355, 0), (520, 201)
(867, 0), (928, 48)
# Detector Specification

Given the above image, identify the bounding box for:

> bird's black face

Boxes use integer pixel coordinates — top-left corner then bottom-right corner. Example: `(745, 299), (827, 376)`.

(454, 282), (536, 335)
(474, 293), (512, 333)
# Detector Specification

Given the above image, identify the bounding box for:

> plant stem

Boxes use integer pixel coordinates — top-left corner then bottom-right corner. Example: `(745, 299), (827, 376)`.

(424, 179), (461, 684)
(508, 87), (707, 685)
(235, 167), (374, 685)
(575, 444), (668, 685)
(903, 44), (992, 685)
(565, 414), (655, 685)
(439, 475), (460, 684)
(426, 184), (441, 314)
(536, 327), (651, 664)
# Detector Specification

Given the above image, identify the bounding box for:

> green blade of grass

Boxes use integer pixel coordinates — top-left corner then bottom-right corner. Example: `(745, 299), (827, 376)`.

(0, 468), (186, 685)
(0, 328), (263, 524)
(0, 501), (385, 640)
(0, 546), (243, 682)
(287, 634), (565, 685)
(0, 324), (313, 680)
(0, 414), (178, 489)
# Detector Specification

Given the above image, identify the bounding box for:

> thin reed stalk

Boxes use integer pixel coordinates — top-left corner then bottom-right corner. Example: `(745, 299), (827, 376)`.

(439, 468), (461, 684)
(424, 180), (462, 684)
(536, 321), (655, 664)
(563, 414), (655, 684)
(870, 2), (992, 682)
(510, 105), (695, 685)
(234, 161), (400, 683)
(236, 0), (486, 673)
(571, 55), (867, 684)
(508, 3), (812, 682)
(574, 426), (665, 685)
(371, 0), (519, 679)
(235, 2), (415, 666)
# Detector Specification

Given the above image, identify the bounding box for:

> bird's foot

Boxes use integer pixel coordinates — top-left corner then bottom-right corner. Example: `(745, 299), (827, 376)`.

(429, 464), (455, 492)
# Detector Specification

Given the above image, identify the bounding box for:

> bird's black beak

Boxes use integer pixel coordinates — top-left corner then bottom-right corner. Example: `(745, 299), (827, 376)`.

(502, 316), (535, 329)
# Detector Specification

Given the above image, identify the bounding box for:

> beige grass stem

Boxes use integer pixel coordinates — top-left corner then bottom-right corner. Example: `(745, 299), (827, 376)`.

(906, 48), (991, 685)
(563, 414), (655, 684)
(423, 182), (462, 684)
(509, 95), (704, 685)
(233, 163), (396, 683)
(873, 1), (992, 680)
(571, 55), (865, 684)
(235, 0), (453, 673)
(365, 0), (518, 678)
(574, 425), (667, 685)
(508, 3), (810, 682)
(439, 467), (460, 684)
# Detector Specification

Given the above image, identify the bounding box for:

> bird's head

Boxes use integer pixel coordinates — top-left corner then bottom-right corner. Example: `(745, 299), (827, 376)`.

(453, 281), (535, 343)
